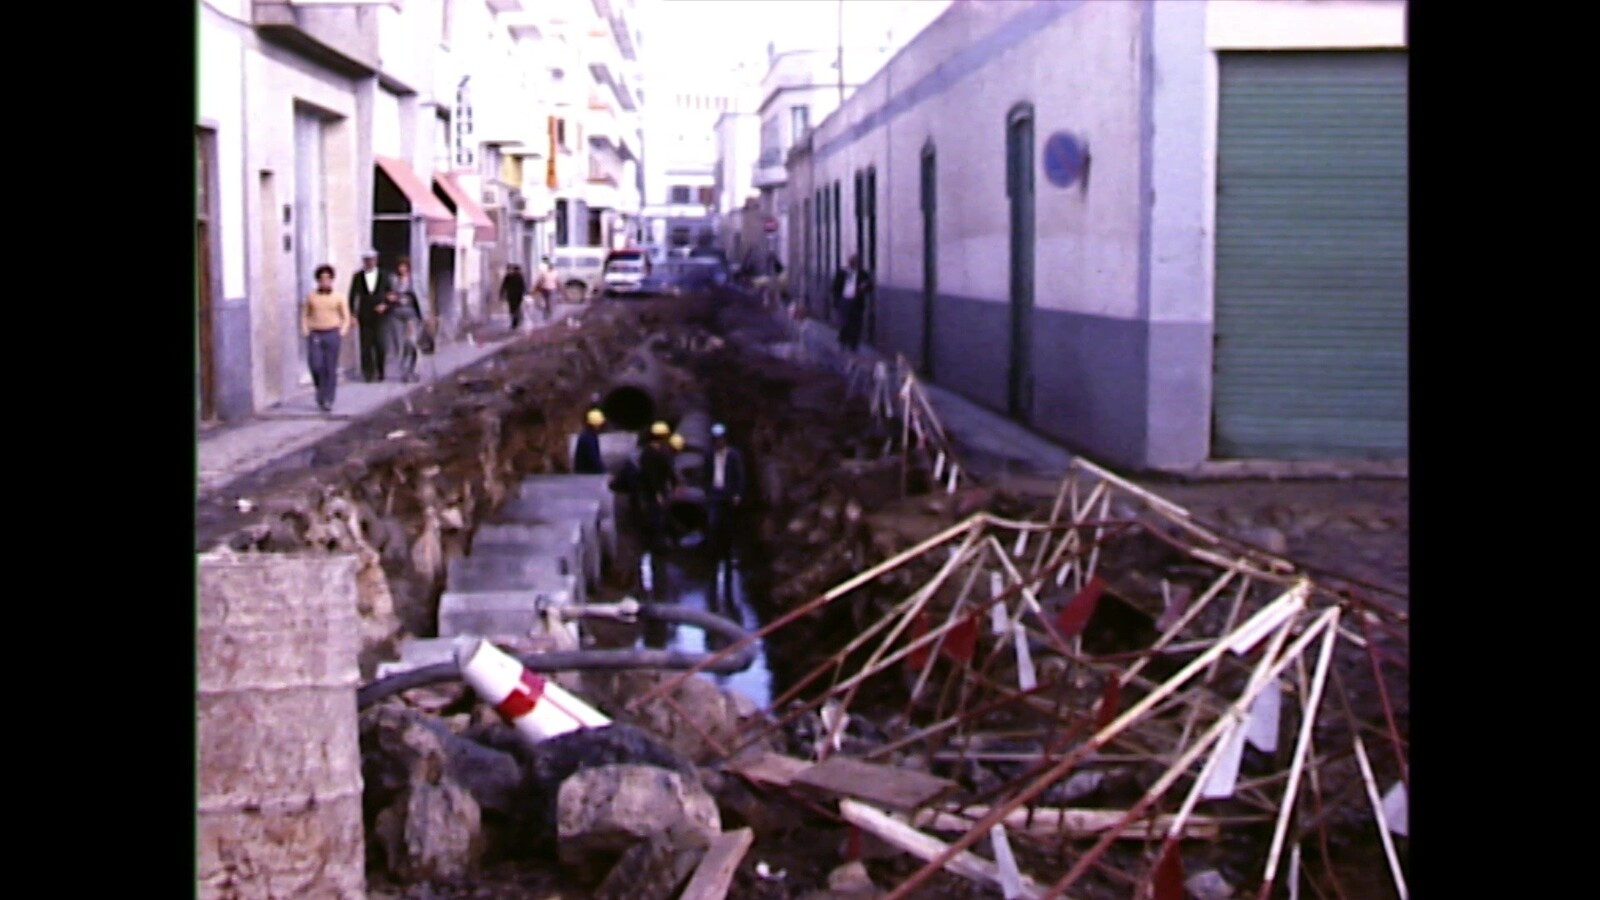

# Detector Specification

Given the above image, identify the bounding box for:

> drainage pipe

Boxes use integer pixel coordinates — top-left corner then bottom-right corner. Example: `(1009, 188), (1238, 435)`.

(356, 602), (757, 710)
(600, 347), (666, 432)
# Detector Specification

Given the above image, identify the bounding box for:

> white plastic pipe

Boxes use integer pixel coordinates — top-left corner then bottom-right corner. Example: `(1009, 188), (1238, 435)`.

(455, 638), (610, 745)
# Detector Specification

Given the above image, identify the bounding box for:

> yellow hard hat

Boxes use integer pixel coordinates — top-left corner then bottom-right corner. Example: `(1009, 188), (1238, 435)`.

(668, 434), (685, 451)
(586, 408), (605, 427)
(650, 421), (671, 437)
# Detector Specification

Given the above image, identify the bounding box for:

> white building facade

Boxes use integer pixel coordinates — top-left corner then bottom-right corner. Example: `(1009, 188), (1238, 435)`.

(785, 0), (1407, 470)
(198, 0), (640, 425)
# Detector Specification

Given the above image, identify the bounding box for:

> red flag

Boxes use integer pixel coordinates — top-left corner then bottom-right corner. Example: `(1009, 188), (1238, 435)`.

(907, 613), (933, 669)
(1152, 840), (1185, 900)
(942, 613), (981, 664)
(1056, 576), (1106, 637)
(1095, 678), (1122, 732)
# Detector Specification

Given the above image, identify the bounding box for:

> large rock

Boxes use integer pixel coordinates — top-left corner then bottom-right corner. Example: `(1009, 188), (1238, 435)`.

(465, 721), (700, 855)
(582, 670), (769, 763)
(360, 708), (488, 882)
(372, 777), (483, 884)
(592, 839), (706, 900)
(556, 763), (721, 884)
(360, 705), (522, 826)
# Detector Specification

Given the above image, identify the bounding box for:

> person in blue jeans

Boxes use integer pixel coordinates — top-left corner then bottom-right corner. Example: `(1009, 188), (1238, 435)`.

(301, 264), (352, 412)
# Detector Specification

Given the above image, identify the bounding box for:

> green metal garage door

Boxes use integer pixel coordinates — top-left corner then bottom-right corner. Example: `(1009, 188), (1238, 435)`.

(1213, 51), (1407, 460)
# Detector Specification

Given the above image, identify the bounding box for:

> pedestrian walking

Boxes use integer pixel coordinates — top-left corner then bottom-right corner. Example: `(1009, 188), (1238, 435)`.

(574, 408), (607, 474)
(500, 263), (528, 332)
(350, 249), (392, 381)
(638, 421), (679, 551)
(301, 264), (352, 412)
(386, 256), (425, 382)
(704, 422), (746, 560)
(831, 253), (874, 352)
(535, 257), (560, 322)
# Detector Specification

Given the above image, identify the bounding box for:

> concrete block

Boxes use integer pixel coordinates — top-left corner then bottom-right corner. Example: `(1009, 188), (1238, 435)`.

(437, 590), (575, 639)
(492, 495), (605, 571)
(519, 477), (619, 560)
(446, 556), (581, 601)
(472, 522), (592, 587)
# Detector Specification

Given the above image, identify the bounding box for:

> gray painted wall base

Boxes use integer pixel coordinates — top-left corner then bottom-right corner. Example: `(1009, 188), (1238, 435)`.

(875, 286), (1209, 471)
(216, 298), (255, 422)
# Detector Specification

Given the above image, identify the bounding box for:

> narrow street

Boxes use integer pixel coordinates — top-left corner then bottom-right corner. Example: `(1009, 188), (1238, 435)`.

(198, 286), (1406, 899)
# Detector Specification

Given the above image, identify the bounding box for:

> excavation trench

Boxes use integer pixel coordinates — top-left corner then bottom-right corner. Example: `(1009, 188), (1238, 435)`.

(199, 291), (1407, 899)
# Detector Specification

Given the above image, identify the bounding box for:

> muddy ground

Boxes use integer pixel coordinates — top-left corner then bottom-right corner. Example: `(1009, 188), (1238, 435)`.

(199, 290), (1408, 899)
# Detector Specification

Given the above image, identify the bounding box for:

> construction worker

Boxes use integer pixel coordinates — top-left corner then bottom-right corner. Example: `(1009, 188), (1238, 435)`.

(638, 421), (679, 550)
(704, 422), (746, 560)
(574, 408), (606, 474)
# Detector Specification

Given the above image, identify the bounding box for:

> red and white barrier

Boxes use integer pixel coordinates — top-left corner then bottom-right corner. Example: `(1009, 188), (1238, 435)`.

(455, 638), (610, 744)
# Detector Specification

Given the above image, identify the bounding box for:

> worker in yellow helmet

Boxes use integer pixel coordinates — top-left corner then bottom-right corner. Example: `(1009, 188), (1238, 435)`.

(573, 408), (606, 474)
(639, 420), (679, 549)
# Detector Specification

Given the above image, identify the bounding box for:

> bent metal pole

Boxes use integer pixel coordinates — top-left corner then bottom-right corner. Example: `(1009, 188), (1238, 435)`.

(456, 638), (610, 745)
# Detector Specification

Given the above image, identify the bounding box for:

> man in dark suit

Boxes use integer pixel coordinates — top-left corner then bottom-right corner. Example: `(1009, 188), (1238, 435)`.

(831, 253), (873, 352)
(349, 249), (391, 381)
(500, 264), (528, 331)
(704, 422), (746, 560)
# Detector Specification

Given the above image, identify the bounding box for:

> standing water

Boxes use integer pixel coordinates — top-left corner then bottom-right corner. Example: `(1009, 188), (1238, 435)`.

(637, 548), (772, 709)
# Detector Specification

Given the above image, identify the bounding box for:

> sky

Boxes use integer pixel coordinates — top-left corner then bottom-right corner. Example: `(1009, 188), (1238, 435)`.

(637, 0), (954, 76)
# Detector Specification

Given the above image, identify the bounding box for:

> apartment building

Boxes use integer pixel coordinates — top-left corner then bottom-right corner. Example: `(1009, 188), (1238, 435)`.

(198, 0), (644, 424)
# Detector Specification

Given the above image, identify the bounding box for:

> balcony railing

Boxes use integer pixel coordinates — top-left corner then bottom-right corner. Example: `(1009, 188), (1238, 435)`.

(756, 146), (786, 169)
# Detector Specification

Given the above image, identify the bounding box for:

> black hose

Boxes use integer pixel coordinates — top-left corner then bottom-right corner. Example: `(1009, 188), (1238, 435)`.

(356, 603), (757, 710)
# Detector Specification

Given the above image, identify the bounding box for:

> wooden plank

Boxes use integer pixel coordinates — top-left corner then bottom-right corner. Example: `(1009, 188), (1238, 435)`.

(678, 828), (755, 900)
(726, 752), (813, 787)
(791, 755), (959, 813)
(909, 806), (1223, 841)
(840, 800), (1046, 899)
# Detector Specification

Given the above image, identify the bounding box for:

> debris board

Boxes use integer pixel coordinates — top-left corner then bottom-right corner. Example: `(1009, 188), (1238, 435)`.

(791, 755), (959, 812)
(678, 828), (755, 900)
(727, 752), (814, 787)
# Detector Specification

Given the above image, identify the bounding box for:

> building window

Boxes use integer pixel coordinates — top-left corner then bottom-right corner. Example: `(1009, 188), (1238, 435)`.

(670, 185), (692, 204)
(832, 180), (841, 272)
(791, 105), (810, 139)
(854, 170), (864, 266)
(866, 166), (877, 273)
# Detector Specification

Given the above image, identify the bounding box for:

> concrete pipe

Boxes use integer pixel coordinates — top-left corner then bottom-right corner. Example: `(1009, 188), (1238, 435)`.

(667, 486), (708, 536)
(676, 408), (713, 455)
(599, 347), (666, 432)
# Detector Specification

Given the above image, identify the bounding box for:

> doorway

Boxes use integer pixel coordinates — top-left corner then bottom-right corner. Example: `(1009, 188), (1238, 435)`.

(197, 129), (218, 422)
(1006, 104), (1036, 424)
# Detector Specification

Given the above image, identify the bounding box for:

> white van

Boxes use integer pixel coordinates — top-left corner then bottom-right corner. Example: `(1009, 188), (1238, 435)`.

(549, 248), (606, 302)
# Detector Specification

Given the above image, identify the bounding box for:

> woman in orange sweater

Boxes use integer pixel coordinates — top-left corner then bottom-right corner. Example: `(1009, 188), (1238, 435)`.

(302, 263), (352, 412)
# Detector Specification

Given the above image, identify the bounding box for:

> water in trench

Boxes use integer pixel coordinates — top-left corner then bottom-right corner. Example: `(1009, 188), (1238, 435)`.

(635, 546), (773, 709)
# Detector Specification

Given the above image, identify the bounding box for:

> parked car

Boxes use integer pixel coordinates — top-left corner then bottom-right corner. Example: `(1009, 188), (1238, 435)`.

(550, 248), (607, 302)
(602, 250), (651, 298)
(650, 258), (723, 296)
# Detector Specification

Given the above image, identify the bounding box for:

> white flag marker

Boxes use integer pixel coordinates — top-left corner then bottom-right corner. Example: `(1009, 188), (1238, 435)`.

(1245, 679), (1282, 754)
(990, 824), (1024, 899)
(1382, 781), (1408, 837)
(1201, 721), (1248, 799)
(1013, 623), (1037, 691)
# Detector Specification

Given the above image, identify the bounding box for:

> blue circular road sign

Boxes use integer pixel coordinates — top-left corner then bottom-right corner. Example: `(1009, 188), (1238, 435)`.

(1043, 132), (1088, 188)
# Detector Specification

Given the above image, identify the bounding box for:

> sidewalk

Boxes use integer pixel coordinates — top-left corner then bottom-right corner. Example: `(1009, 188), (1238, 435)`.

(197, 304), (586, 499)
(775, 310), (1078, 479)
